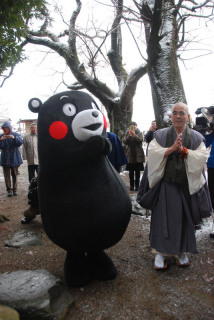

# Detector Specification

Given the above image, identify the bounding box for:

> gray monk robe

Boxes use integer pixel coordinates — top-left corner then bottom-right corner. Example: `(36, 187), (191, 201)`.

(137, 125), (212, 255)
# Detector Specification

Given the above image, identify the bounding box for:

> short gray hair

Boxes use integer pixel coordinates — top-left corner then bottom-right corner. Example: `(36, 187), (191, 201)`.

(30, 123), (37, 128)
(172, 102), (189, 115)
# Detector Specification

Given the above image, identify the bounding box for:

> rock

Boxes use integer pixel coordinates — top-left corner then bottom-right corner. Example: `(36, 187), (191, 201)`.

(0, 269), (74, 320)
(0, 305), (20, 320)
(4, 230), (42, 248)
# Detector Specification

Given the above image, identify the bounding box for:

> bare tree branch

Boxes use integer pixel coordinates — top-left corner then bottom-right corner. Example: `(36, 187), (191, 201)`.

(180, 0), (213, 12)
(66, 82), (85, 90)
(0, 66), (15, 88)
(0, 39), (28, 87)
(29, 30), (59, 42)
(176, 16), (187, 49)
(124, 20), (147, 61)
(121, 63), (148, 105)
(107, 0), (128, 92)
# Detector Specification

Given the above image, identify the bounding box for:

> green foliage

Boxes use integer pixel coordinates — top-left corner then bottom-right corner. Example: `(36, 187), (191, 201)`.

(0, 0), (47, 75)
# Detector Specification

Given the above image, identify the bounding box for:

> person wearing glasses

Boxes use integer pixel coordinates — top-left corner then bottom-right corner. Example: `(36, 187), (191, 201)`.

(137, 102), (212, 269)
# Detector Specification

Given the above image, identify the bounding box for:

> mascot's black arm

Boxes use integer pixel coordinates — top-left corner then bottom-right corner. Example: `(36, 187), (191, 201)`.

(68, 135), (111, 164)
(42, 135), (111, 169)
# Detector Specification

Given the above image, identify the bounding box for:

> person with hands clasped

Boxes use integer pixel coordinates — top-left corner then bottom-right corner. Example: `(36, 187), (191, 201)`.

(0, 121), (23, 197)
(123, 121), (145, 191)
(137, 103), (212, 270)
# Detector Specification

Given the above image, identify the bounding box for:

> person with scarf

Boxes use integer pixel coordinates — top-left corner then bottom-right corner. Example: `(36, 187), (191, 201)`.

(137, 103), (212, 269)
(0, 121), (23, 196)
(123, 121), (145, 191)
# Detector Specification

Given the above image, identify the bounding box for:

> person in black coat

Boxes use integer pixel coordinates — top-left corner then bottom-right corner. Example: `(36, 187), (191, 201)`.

(107, 132), (128, 173)
(145, 120), (157, 156)
(21, 177), (39, 224)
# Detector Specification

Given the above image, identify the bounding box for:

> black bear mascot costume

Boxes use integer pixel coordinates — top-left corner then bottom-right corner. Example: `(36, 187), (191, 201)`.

(28, 91), (132, 286)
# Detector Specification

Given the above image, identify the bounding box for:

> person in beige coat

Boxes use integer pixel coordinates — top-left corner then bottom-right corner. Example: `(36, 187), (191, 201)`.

(22, 123), (38, 182)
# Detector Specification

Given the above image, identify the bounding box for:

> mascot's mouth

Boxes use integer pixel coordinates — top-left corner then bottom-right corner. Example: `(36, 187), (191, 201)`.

(83, 123), (102, 131)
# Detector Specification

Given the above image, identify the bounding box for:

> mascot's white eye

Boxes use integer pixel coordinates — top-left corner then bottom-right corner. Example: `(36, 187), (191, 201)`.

(63, 103), (76, 116)
(91, 102), (98, 110)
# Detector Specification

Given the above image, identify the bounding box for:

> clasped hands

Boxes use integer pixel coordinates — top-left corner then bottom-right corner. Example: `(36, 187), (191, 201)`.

(173, 133), (183, 153)
(128, 130), (135, 136)
(165, 133), (188, 159)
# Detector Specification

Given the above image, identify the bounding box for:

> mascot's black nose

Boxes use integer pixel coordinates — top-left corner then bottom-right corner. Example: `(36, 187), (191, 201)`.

(92, 111), (99, 118)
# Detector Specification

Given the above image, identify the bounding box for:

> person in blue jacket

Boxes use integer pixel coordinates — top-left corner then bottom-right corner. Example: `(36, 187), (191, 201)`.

(107, 132), (128, 173)
(204, 124), (214, 238)
(0, 121), (23, 196)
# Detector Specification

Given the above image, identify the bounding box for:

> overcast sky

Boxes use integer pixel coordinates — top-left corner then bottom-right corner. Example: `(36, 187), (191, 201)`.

(0, 1), (213, 132)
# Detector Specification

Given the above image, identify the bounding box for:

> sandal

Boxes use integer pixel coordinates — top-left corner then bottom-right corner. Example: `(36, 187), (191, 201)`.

(154, 254), (167, 270)
(175, 253), (191, 267)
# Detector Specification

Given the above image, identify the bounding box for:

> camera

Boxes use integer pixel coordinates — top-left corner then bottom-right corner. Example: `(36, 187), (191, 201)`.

(193, 106), (214, 134)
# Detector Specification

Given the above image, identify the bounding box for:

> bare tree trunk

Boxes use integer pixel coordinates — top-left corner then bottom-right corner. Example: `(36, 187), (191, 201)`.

(108, 102), (132, 138)
(143, 0), (186, 128)
(25, 0), (147, 140)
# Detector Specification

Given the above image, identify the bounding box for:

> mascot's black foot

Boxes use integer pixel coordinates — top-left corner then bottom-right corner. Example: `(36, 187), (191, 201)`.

(87, 251), (117, 281)
(64, 252), (92, 287)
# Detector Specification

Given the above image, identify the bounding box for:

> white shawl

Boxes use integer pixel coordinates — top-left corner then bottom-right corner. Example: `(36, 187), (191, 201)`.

(148, 138), (209, 195)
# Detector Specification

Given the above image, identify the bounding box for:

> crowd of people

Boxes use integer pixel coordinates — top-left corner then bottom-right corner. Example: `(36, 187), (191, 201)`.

(0, 101), (213, 269)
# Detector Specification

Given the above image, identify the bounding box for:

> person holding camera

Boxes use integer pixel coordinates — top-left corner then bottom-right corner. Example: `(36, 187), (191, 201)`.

(0, 121), (23, 197)
(145, 120), (157, 156)
(194, 105), (214, 237)
(205, 131), (214, 205)
(145, 120), (157, 144)
(203, 108), (214, 238)
(123, 121), (145, 191)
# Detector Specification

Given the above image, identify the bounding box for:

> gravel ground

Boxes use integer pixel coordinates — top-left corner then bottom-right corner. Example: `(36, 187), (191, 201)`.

(0, 161), (214, 320)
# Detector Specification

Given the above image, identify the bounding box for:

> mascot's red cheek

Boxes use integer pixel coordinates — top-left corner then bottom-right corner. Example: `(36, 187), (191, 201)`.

(49, 121), (68, 140)
(103, 115), (107, 130)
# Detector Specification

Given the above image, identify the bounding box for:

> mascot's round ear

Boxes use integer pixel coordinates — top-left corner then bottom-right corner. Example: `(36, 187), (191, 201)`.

(28, 98), (42, 113)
